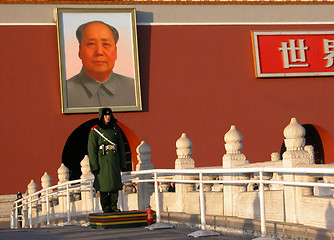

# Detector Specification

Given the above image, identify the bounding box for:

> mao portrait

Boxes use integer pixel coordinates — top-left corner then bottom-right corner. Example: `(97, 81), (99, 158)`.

(56, 8), (142, 114)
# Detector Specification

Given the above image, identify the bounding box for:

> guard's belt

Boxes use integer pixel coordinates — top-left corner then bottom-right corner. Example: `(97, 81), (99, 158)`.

(99, 144), (117, 151)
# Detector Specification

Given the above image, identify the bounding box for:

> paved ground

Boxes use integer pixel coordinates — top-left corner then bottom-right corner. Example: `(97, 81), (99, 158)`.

(0, 225), (254, 240)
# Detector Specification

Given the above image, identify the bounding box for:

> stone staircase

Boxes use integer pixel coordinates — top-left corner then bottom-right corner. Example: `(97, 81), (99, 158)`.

(0, 194), (16, 228)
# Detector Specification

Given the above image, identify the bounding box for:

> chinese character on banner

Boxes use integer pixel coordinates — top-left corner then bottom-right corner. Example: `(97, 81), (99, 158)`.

(252, 31), (334, 77)
(323, 39), (334, 68)
(278, 39), (309, 69)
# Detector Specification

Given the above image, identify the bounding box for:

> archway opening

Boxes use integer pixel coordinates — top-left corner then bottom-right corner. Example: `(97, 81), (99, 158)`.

(280, 124), (324, 164)
(62, 119), (133, 180)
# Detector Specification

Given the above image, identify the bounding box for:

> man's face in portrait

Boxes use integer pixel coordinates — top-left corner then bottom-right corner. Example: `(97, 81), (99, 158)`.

(79, 22), (118, 82)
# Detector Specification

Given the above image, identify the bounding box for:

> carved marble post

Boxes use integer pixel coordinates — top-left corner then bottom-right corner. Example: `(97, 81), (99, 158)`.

(19, 191), (27, 228)
(222, 125), (249, 216)
(175, 133), (195, 212)
(282, 118), (310, 223)
(305, 145), (315, 164)
(28, 180), (38, 196)
(175, 133), (195, 169)
(271, 152), (281, 161)
(299, 145), (316, 195)
(80, 155), (95, 213)
(57, 163), (69, 215)
(136, 141), (154, 210)
(41, 172), (52, 217)
(27, 180), (38, 226)
(81, 155), (94, 179)
(269, 153), (283, 190)
(58, 163), (69, 184)
(323, 176), (334, 197)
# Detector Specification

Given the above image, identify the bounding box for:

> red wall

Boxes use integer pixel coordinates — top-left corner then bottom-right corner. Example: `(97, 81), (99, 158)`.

(1, 24), (334, 195)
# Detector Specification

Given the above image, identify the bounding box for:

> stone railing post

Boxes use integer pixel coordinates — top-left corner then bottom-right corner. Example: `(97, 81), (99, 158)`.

(41, 172), (52, 217)
(20, 191), (27, 228)
(175, 133), (195, 212)
(282, 118), (310, 223)
(271, 152), (281, 161)
(136, 141), (154, 210)
(26, 180), (38, 227)
(122, 182), (134, 194)
(304, 145), (315, 164)
(269, 152), (283, 190)
(298, 145), (317, 195)
(57, 163), (69, 214)
(80, 155), (95, 213)
(222, 125), (249, 216)
(323, 176), (334, 197)
(27, 180), (38, 196)
(203, 176), (215, 192)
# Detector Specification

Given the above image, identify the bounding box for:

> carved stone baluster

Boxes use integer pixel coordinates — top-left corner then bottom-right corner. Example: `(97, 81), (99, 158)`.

(41, 172), (52, 219)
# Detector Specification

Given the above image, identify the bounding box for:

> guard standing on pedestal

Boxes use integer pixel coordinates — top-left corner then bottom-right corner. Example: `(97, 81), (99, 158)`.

(88, 107), (127, 213)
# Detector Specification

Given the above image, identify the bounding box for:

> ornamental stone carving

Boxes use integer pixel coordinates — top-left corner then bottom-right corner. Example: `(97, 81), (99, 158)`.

(136, 141), (154, 210)
(41, 172), (52, 189)
(176, 133), (192, 158)
(223, 153), (247, 162)
(80, 155), (94, 179)
(282, 118), (311, 224)
(282, 150), (309, 160)
(224, 125), (243, 154)
(222, 125), (247, 166)
(283, 118), (306, 151)
(27, 180), (38, 195)
(136, 141), (153, 171)
(271, 152), (281, 161)
(175, 133), (194, 169)
(304, 145), (315, 164)
(57, 163), (69, 183)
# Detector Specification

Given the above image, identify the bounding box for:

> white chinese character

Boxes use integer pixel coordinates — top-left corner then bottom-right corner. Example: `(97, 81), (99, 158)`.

(278, 39), (309, 69)
(323, 39), (334, 68)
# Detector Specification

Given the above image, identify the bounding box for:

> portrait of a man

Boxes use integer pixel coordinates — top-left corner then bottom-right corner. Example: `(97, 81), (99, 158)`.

(56, 8), (142, 114)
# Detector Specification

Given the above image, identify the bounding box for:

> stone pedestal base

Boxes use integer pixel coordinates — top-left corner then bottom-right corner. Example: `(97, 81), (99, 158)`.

(89, 210), (155, 229)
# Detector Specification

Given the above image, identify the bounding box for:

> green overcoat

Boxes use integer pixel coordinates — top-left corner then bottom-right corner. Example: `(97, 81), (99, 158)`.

(88, 122), (126, 192)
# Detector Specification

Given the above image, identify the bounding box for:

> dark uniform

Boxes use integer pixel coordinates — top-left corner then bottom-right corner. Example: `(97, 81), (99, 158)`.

(88, 108), (126, 213)
(15, 192), (23, 228)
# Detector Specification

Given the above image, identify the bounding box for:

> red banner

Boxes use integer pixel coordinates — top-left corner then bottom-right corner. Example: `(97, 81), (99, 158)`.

(252, 31), (334, 77)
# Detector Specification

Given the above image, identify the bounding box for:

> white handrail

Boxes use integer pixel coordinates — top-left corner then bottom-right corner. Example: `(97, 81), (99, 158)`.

(11, 167), (334, 238)
(123, 166), (334, 238)
(11, 177), (94, 229)
(121, 166), (334, 175)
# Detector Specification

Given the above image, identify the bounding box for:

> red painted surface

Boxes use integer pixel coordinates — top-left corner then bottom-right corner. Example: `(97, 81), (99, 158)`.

(1, 24), (334, 195)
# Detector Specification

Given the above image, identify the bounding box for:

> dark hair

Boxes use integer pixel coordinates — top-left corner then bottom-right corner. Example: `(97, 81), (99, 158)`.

(76, 21), (119, 45)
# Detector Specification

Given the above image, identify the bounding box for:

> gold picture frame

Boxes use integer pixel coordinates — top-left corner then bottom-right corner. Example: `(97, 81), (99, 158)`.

(56, 8), (142, 114)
